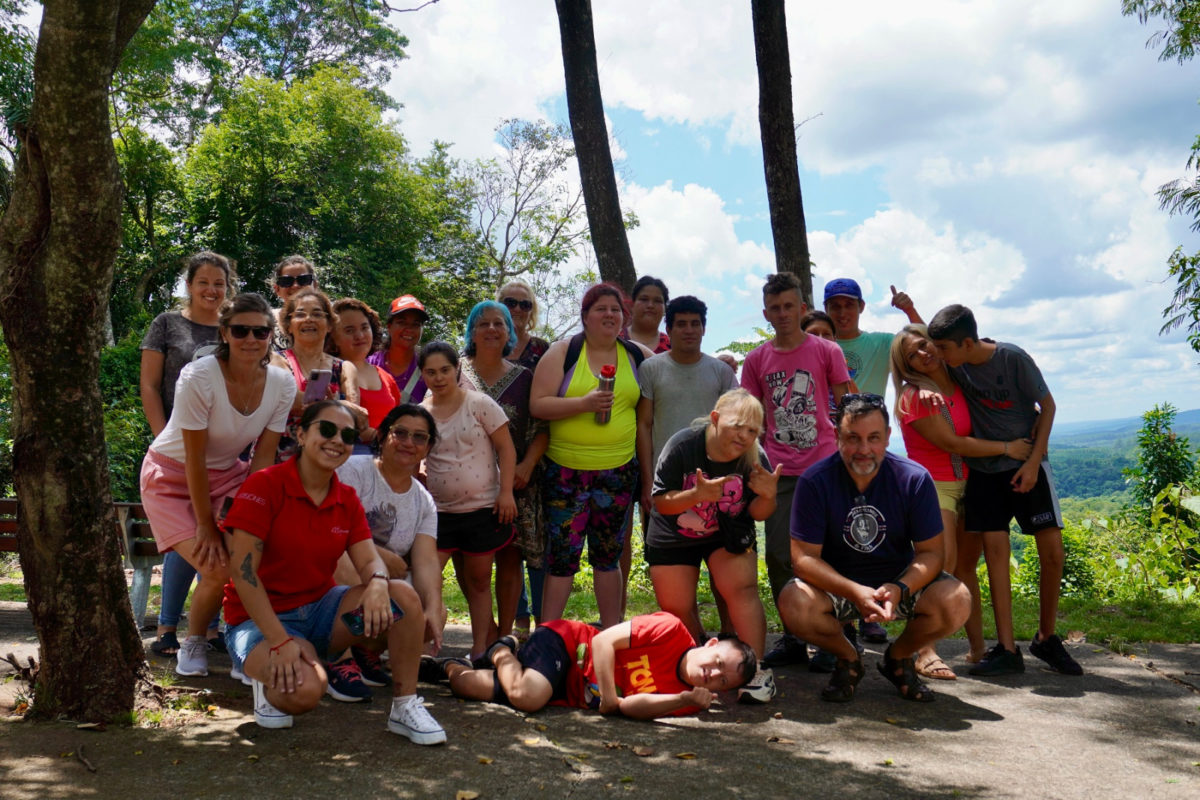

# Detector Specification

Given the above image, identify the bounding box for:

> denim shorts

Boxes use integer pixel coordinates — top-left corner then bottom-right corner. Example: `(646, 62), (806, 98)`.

(226, 584), (351, 665)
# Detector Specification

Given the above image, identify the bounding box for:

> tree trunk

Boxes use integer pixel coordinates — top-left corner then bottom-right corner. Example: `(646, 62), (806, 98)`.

(554, 0), (637, 295)
(0, 0), (159, 721)
(751, 0), (813, 306)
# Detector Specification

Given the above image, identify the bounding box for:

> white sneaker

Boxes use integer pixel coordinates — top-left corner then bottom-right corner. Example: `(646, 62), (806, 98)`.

(738, 664), (777, 704)
(175, 635), (209, 677)
(229, 662), (252, 686)
(252, 679), (293, 729)
(387, 696), (446, 745)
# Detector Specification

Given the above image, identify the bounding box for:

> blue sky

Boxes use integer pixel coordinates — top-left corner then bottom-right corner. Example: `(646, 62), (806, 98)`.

(381, 1), (1200, 424)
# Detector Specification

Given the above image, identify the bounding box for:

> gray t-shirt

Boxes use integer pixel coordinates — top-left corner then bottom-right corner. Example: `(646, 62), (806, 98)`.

(948, 340), (1048, 473)
(639, 352), (737, 469)
(336, 455), (437, 558)
(140, 311), (221, 417)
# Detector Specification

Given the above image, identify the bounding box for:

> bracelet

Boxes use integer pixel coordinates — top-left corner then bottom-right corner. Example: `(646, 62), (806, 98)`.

(370, 571), (388, 583)
(269, 636), (294, 655)
(1003, 441), (1009, 456)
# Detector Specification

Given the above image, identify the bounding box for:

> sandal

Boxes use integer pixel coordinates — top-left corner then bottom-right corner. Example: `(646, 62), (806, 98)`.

(150, 631), (180, 656)
(915, 654), (957, 681)
(878, 647), (935, 702)
(819, 657), (864, 702)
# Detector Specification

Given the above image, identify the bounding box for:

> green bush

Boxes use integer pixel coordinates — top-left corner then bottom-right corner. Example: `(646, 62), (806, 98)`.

(101, 333), (152, 502)
(1013, 521), (1095, 598)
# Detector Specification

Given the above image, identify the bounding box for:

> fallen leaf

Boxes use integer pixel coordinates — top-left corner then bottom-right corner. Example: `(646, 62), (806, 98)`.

(172, 759), (182, 765)
(674, 752), (697, 760)
(456, 792), (480, 800)
(76, 722), (103, 731)
(604, 741), (623, 750)
(247, 755), (259, 763)
(59, 752), (73, 759)
(772, 712), (783, 719)
(535, 723), (548, 731)
(133, 750), (143, 756)
(477, 756), (493, 765)
(620, 776), (634, 783)
(1066, 630), (1085, 643)
(881, 758), (894, 767)
(885, 718), (900, 725)
(766, 736), (795, 745)
(523, 738), (539, 746)
(632, 746), (655, 757)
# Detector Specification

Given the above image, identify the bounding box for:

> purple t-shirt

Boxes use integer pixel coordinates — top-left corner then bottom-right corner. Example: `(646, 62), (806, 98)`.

(740, 335), (850, 476)
(791, 451), (942, 586)
(367, 350), (426, 404)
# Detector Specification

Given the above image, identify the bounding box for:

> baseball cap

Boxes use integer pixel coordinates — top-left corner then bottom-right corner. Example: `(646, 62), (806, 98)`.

(823, 278), (863, 303)
(387, 295), (429, 321)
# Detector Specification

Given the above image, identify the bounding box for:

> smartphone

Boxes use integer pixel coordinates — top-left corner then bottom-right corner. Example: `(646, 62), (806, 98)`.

(303, 368), (333, 403)
(341, 599), (405, 637)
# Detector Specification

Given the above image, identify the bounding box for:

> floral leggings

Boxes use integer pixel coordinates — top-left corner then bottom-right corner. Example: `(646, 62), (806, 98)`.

(542, 457), (638, 577)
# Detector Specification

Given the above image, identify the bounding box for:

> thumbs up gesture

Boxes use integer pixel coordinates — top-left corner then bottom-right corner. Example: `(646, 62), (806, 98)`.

(889, 285), (913, 311)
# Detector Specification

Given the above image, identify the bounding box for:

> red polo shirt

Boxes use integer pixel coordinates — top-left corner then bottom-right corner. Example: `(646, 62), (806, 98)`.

(222, 457), (371, 627)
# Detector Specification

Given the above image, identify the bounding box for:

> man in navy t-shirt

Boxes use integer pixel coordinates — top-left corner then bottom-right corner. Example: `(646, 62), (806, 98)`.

(777, 394), (969, 704)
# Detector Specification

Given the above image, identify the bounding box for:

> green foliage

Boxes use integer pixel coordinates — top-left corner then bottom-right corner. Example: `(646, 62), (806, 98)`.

(99, 335), (152, 502)
(1013, 522), (1095, 599)
(1123, 1), (1200, 64)
(1159, 246), (1200, 353)
(1123, 403), (1197, 512)
(720, 327), (772, 356)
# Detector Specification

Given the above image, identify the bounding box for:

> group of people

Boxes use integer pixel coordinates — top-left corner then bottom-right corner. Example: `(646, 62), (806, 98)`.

(134, 251), (1080, 745)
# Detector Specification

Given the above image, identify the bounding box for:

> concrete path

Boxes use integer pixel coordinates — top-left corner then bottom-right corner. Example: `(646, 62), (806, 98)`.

(1, 600), (1198, 799)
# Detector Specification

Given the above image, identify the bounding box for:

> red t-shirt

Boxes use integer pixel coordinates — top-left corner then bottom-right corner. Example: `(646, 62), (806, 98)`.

(542, 612), (699, 716)
(359, 365), (402, 428)
(221, 458), (372, 626)
(898, 383), (971, 482)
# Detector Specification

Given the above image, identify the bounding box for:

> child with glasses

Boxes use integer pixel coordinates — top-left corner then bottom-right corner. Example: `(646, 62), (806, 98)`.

(139, 292), (297, 680)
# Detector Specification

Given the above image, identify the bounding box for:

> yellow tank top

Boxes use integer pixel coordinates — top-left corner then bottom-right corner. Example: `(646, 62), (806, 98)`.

(547, 340), (639, 470)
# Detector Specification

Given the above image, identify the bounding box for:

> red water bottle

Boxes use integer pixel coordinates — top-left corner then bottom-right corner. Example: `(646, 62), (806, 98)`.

(595, 364), (616, 424)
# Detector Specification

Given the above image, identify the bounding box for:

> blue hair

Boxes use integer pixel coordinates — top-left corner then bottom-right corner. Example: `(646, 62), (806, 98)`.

(463, 300), (517, 357)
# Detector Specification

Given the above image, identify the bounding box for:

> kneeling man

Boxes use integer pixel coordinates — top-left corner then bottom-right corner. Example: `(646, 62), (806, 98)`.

(435, 612), (755, 719)
(778, 394), (969, 702)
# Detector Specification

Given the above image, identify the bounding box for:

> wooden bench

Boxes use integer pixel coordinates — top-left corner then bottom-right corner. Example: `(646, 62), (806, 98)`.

(0, 498), (163, 626)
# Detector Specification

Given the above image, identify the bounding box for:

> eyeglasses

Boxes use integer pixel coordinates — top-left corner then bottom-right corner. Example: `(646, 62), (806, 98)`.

(228, 325), (272, 340)
(388, 427), (431, 446)
(291, 310), (327, 320)
(313, 419), (358, 444)
(501, 297), (533, 312)
(275, 273), (315, 288)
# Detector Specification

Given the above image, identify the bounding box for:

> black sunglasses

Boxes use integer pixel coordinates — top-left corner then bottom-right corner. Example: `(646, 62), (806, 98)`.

(839, 393), (886, 408)
(313, 419), (358, 444)
(275, 273), (315, 288)
(228, 324), (272, 340)
(501, 297), (533, 312)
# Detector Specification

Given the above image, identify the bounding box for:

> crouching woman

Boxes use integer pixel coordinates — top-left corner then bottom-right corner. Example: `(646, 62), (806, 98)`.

(222, 399), (445, 745)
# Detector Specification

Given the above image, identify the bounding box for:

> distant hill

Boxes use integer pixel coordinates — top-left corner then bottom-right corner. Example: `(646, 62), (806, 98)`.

(1048, 408), (1200, 499)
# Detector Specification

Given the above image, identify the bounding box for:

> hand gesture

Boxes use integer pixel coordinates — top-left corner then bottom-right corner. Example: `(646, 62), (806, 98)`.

(890, 285), (913, 311)
(681, 686), (715, 710)
(691, 469), (726, 504)
(747, 462), (782, 497)
(916, 388), (946, 412)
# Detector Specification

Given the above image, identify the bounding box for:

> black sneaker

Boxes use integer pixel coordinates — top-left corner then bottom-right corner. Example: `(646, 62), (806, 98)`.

(809, 648), (837, 673)
(860, 620), (889, 644)
(419, 655), (471, 683)
(1030, 633), (1083, 676)
(762, 633), (809, 668)
(968, 643), (1025, 677)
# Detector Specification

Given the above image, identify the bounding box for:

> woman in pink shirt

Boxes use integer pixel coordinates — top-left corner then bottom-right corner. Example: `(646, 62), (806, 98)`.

(890, 325), (1032, 677)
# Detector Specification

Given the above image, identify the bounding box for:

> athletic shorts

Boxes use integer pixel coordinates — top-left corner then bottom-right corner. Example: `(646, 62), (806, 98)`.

(225, 584), (351, 664)
(933, 479), (966, 516)
(794, 571), (957, 623)
(964, 464), (1062, 535)
(491, 625), (571, 705)
(644, 535), (756, 568)
(436, 508), (516, 556)
(139, 449), (249, 552)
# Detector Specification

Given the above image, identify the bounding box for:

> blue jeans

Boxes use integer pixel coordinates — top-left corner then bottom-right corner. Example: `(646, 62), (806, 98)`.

(157, 551), (220, 631)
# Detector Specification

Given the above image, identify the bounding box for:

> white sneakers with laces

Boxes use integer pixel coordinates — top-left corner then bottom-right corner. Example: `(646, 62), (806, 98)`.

(387, 695), (446, 745)
(737, 663), (777, 704)
(251, 679), (293, 729)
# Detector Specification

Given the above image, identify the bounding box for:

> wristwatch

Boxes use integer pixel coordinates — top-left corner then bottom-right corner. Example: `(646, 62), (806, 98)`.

(893, 579), (911, 605)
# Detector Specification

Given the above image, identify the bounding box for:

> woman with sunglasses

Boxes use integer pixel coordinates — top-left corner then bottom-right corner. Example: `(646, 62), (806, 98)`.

(139, 292), (296, 679)
(222, 399), (445, 744)
(329, 298), (400, 455)
(889, 324), (1034, 677)
(330, 405), (446, 692)
(497, 279), (551, 370)
(461, 301), (548, 637)
(419, 341), (518, 663)
(139, 250), (232, 657)
(269, 255), (318, 350)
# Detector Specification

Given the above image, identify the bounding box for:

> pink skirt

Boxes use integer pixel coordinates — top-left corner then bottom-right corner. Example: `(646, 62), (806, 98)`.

(138, 449), (249, 552)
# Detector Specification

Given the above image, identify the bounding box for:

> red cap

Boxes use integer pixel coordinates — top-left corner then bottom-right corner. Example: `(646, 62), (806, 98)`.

(600, 364), (616, 378)
(388, 295), (429, 321)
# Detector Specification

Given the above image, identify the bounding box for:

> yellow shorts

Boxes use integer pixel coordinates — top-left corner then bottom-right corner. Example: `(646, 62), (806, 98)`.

(933, 479), (966, 516)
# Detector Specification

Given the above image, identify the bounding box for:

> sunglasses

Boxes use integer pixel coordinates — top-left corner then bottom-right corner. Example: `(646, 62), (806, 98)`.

(228, 324), (272, 340)
(389, 427), (431, 446)
(501, 297), (533, 312)
(275, 273), (315, 288)
(312, 419), (358, 444)
(839, 393), (886, 408)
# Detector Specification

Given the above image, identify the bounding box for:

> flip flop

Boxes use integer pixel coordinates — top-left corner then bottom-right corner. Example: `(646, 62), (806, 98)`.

(150, 631), (180, 656)
(915, 654), (958, 681)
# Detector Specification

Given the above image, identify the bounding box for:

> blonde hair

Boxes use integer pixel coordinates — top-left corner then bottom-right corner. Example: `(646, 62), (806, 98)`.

(705, 388), (766, 473)
(889, 324), (942, 421)
(496, 278), (540, 333)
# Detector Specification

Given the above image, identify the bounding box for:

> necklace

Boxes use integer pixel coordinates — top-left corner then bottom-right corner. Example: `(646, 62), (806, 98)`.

(225, 367), (264, 416)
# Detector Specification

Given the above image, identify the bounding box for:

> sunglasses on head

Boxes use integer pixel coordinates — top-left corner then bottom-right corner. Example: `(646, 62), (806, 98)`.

(839, 393), (886, 409)
(275, 273), (315, 288)
(228, 324), (272, 340)
(389, 427), (430, 446)
(501, 297), (533, 312)
(313, 419), (358, 444)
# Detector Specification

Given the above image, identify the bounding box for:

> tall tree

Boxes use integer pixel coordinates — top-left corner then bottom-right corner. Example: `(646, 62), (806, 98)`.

(751, 0), (813, 305)
(553, 0), (636, 294)
(0, 0), (159, 720)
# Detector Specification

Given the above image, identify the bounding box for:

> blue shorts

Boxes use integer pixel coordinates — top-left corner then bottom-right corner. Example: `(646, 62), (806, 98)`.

(226, 584), (351, 665)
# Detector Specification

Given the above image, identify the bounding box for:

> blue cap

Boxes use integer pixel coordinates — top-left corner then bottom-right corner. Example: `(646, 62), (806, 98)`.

(823, 278), (863, 303)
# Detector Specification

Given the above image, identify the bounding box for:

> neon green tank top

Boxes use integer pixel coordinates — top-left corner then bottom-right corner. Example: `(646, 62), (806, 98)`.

(547, 340), (639, 470)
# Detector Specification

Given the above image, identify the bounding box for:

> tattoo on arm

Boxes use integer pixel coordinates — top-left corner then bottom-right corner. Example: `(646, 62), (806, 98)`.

(239, 552), (257, 588)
